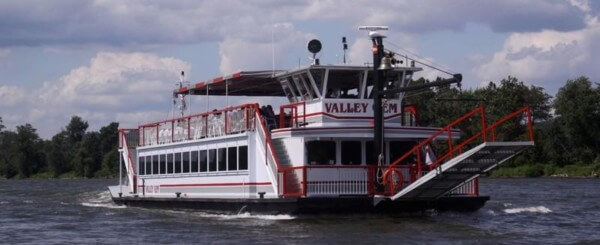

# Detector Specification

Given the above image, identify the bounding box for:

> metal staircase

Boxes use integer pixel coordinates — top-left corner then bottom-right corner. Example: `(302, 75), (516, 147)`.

(386, 106), (535, 201)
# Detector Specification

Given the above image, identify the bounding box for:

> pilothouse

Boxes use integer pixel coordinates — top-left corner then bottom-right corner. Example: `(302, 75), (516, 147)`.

(109, 27), (535, 214)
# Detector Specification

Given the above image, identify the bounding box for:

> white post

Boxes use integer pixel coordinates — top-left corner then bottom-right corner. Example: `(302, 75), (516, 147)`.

(119, 150), (122, 195)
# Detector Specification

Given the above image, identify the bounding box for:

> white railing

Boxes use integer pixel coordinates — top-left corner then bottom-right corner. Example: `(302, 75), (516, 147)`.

(305, 167), (369, 196)
(447, 178), (478, 196)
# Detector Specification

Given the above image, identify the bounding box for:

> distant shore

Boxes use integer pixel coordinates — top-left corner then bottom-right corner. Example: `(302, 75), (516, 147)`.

(489, 164), (600, 178)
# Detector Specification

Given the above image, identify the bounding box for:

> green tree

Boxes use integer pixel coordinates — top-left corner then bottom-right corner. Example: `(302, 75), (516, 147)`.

(551, 77), (600, 164)
(13, 124), (45, 178)
(45, 131), (69, 177)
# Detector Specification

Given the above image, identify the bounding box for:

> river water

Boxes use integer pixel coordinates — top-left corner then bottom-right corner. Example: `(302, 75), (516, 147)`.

(0, 178), (598, 244)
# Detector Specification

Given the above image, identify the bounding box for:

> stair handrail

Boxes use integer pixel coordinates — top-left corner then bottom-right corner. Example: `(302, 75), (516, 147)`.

(487, 105), (534, 141)
(387, 106), (487, 174)
(252, 103), (283, 195)
(119, 129), (138, 194)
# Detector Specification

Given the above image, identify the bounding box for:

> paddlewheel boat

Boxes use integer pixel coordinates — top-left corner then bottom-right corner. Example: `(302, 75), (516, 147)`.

(109, 28), (534, 214)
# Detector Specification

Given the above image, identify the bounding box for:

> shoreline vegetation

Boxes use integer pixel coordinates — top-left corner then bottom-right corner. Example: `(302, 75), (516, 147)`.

(1, 76), (599, 179)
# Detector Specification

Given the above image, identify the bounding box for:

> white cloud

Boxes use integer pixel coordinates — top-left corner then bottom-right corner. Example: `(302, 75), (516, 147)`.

(474, 19), (600, 92)
(0, 48), (10, 57)
(1, 52), (190, 137)
(0, 85), (26, 107)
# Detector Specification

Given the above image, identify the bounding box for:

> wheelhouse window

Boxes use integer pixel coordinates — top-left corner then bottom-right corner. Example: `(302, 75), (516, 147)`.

(325, 70), (363, 99)
(341, 141), (362, 165)
(310, 69), (325, 96)
(228, 147), (237, 171)
(191, 151), (199, 172)
(306, 141), (336, 165)
(239, 146), (248, 170)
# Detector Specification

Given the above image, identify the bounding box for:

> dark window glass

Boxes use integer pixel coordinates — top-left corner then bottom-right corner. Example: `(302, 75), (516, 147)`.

(167, 153), (173, 174)
(160, 154), (166, 174)
(175, 152), (182, 173)
(200, 150), (208, 172)
(228, 147), (237, 171)
(326, 70), (362, 99)
(239, 146), (248, 170)
(218, 148), (227, 171)
(208, 149), (217, 171)
(183, 151), (190, 173)
(191, 151), (199, 172)
(341, 141), (362, 165)
(306, 141), (336, 165)
(138, 157), (145, 175)
(145, 156), (151, 175)
(389, 141), (417, 165)
(366, 141), (376, 165)
(152, 155), (158, 174)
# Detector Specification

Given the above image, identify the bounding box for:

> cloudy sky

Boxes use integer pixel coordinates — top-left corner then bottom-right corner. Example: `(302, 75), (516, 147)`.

(0, 0), (598, 138)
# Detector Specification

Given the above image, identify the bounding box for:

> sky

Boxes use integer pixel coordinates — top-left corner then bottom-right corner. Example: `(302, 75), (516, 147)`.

(1, 0), (599, 138)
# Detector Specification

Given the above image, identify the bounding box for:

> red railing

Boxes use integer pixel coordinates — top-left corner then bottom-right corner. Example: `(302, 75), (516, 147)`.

(118, 129), (138, 194)
(138, 104), (257, 146)
(279, 101), (306, 128)
(385, 105), (533, 194)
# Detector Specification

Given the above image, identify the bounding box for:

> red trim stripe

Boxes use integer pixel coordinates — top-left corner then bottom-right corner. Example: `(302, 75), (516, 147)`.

(158, 182), (271, 187)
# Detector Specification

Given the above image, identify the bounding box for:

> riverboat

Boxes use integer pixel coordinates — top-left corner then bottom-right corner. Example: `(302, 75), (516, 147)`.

(108, 27), (534, 214)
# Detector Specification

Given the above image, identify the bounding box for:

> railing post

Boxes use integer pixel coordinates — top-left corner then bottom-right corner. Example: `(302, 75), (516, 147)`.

(447, 128), (453, 158)
(480, 106), (487, 142)
(187, 118), (191, 140)
(416, 149), (422, 178)
(156, 124), (159, 145)
(303, 166), (307, 197)
(279, 107), (285, 128)
(224, 110), (229, 134)
(526, 106), (534, 141)
(171, 121), (174, 142)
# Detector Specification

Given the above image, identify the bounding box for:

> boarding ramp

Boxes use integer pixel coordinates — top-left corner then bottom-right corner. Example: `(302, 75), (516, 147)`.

(385, 106), (535, 201)
(391, 141), (533, 200)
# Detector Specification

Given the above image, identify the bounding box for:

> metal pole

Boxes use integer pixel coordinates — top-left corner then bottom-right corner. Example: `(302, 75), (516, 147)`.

(372, 36), (385, 167)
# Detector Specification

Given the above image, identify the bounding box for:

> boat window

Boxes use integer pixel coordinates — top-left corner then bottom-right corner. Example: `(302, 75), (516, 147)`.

(306, 141), (336, 165)
(239, 146), (248, 170)
(159, 154), (165, 174)
(138, 157), (145, 175)
(200, 150), (208, 172)
(292, 75), (311, 101)
(208, 149), (217, 171)
(389, 141), (416, 165)
(310, 69), (325, 96)
(145, 156), (151, 175)
(301, 73), (318, 99)
(228, 147), (237, 171)
(280, 79), (298, 103)
(167, 153), (173, 174)
(152, 155), (159, 175)
(218, 148), (227, 171)
(365, 141), (376, 164)
(326, 70), (362, 98)
(175, 152), (182, 173)
(341, 141), (362, 165)
(191, 151), (199, 172)
(183, 151), (190, 173)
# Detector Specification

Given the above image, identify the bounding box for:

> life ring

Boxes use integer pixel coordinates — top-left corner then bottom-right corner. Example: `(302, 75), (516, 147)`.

(383, 168), (404, 194)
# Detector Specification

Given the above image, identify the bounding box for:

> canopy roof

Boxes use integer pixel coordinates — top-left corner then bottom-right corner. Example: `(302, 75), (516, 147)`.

(174, 70), (285, 97)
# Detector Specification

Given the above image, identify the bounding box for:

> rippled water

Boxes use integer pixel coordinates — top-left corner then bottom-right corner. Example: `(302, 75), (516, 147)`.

(1, 178), (598, 244)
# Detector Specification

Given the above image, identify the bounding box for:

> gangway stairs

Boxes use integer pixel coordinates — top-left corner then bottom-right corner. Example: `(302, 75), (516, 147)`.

(385, 105), (535, 201)
(391, 141), (533, 200)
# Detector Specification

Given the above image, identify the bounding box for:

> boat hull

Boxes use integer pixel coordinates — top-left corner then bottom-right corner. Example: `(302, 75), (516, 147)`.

(111, 195), (489, 215)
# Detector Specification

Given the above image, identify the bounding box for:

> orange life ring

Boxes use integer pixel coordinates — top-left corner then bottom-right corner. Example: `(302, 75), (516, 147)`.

(383, 168), (404, 194)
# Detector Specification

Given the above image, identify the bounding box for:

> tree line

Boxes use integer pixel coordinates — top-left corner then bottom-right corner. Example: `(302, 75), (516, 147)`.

(405, 76), (600, 176)
(0, 75), (598, 179)
(0, 116), (119, 178)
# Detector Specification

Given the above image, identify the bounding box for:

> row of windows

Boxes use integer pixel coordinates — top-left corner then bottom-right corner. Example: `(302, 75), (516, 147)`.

(139, 145), (248, 175)
(305, 140), (415, 165)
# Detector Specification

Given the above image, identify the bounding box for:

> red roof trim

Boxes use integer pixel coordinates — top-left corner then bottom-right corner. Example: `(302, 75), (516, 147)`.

(212, 76), (224, 83)
(194, 82), (205, 88)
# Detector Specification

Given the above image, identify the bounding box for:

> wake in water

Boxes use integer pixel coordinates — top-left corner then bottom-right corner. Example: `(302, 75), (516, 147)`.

(80, 191), (125, 209)
(503, 206), (552, 214)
